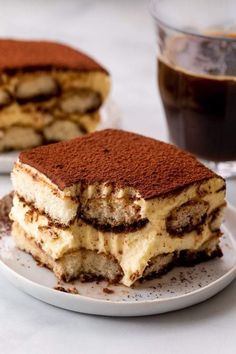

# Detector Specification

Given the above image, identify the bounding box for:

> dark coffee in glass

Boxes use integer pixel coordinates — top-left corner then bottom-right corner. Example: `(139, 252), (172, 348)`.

(158, 34), (236, 162)
(151, 0), (236, 177)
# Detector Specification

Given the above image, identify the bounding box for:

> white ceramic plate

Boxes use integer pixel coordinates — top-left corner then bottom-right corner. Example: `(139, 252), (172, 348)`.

(0, 98), (121, 173)
(0, 204), (235, 317)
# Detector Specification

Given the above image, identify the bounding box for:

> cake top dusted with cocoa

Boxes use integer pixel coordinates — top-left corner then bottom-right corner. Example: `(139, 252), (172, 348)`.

(0, 39), (108, 73)
(19, 129), (217, 199)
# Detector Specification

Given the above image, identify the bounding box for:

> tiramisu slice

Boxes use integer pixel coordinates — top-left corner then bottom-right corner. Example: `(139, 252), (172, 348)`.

(10, 129), (226, 287)
(0, 39), (110, 152)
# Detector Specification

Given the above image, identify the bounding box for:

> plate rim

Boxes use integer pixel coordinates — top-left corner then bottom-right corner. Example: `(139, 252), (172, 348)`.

(0, 205), (235, 308)
(0, 246), (235, 307)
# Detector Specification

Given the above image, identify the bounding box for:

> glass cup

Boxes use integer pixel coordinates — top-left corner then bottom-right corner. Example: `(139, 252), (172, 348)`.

(151, 0), (236, 178)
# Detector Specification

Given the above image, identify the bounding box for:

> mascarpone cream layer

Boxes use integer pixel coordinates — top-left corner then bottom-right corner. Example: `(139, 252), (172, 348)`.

(0, 71), (110, 134)
(12, 161), (225, 226)
(11, 184), (225, 286)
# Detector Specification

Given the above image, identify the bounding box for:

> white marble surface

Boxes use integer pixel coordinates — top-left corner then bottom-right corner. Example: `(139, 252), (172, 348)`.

(0, 1), (235, 353)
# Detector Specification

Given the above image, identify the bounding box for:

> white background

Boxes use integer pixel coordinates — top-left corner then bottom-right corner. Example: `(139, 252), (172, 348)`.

(0, 1), (235, 353)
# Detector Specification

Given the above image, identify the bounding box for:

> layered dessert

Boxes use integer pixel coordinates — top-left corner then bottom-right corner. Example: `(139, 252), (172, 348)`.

(10, 129), (226, 287)
(0, 39), (110, 152)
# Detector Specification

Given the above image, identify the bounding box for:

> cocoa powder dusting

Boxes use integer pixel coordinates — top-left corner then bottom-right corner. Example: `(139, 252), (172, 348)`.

(20, 129), (219, 200)
(103, 287), (114, 294)
(0, 39), (108, 73)
(54, 285), (79, 294)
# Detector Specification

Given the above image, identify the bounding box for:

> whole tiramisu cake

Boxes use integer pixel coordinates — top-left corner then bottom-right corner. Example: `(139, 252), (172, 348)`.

(0, 39), (110, 152)
(10, 129), (226, 287)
